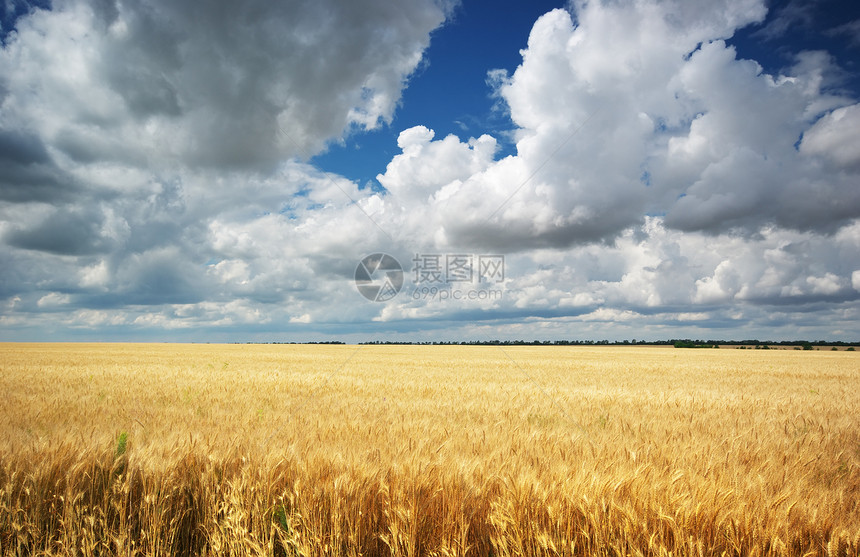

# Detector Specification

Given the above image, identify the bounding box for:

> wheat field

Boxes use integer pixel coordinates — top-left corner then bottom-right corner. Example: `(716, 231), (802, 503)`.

(0, 342), (858, 556)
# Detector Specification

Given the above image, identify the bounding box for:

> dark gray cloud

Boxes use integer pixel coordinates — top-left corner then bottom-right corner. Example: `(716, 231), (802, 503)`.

(0, 129), (80, 203)
(4, 206), (113, 255)
(113, 248), (208, 305)
(78, 0), (451, 169)
(0, 129), (49, 165)
(444, 215), (638, 253)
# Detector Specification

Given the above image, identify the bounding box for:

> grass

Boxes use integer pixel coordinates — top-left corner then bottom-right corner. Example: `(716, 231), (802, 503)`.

(0, 343), (858, 556)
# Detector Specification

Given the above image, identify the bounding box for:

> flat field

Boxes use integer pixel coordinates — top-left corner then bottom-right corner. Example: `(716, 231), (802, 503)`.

(0, 343), (858, 556)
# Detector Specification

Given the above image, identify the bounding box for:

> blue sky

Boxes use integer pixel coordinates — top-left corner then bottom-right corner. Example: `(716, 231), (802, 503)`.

(312, 0), (566, 186)
(1, 0), (859, 342)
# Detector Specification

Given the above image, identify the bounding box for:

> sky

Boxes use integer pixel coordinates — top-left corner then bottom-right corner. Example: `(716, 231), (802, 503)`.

(0, 0), (859, 343)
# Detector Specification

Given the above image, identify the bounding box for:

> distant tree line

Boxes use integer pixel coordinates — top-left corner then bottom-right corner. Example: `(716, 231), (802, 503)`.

(236, 339), (858, 347)
(357, 339), (860, 347)
(241, 341), (346, 345)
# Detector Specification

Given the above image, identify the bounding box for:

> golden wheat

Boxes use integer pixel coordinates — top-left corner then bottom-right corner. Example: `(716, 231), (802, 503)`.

(0, 343), (858, 556)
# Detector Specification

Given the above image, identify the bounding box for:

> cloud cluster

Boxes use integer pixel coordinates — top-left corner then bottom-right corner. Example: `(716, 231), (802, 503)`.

(378, 2), (859, 250)
(1, 0), (859, 341)
(2, 0), (452, 165)
(0, 0), (450, 326)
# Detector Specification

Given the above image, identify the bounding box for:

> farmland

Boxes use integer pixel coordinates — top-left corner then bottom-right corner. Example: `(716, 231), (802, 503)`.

(0, 343), (858, 556)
